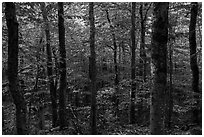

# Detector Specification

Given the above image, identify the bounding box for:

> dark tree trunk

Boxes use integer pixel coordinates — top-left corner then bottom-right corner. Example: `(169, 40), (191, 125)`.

(130, 2), (136, 124)
(119, 43), (122, 74)
(58, 2), (67, 129)
(89, 2), (97, 134)
(2, 107), (5, 129)
(105, 9), (119, 116)
(150, 2), (168, 135)
(5, 2), (28, 134)
(41, 2), (58, 128)
(139, 3), (147, 82)
(189, 2), (201, 126)
(165, 22), (174, 129)
(168, 42), (173, 128)
(105, 9), (119, 86)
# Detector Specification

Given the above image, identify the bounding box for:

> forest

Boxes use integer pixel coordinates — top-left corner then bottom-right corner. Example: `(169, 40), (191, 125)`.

(2, 2), (202, 135)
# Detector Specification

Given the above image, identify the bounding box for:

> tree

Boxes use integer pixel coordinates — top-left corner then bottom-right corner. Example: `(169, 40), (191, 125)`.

(5, 2), (28, 134)
(89, 2), (97, 134)
(105, 8), (119, 115)
(2, 2), (202, 135)
(189, 2), (201, 126)
(164, 6), (177, 128)
(105, 9), (119, 88)
(150, 2), (169, 135)
(129, 2), (136, 124)
(165, 24), (174, 129)
(41, 2), (58, 127)
(58, 2), (67, 129)
(139, 3), (147, 81)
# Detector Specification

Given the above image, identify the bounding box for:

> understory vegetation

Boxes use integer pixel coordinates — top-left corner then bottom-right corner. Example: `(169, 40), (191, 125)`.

(2, 2), (202, 135)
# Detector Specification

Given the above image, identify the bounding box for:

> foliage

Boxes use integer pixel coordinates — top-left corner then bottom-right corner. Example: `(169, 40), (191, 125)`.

(2, 2), (202, 135)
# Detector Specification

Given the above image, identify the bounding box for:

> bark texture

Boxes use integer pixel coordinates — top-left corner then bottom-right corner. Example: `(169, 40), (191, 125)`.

(41, 2), (58, 127)
(189, 2), (201, 126)
(139, 3), (147, 82)
(130, 2), (136, 124)
(58, 2), (67, 129)
(89, 2), (97, 134)
(165, 22), (174, 129)
(150, 2), (169, 135)
(5, 2), (28, 134)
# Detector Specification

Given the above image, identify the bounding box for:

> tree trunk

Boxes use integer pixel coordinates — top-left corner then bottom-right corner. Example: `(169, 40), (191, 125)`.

(165, 25), (174, 129)
(122, 41), (126, 72)
(89, 2), (97, 134)
(58, 2), (67, 129)
(52, 48), (59, 94)
(130, 2), (136, 124)
(41, 2), (58, 128)
(113, 34), (119, 86)
(189, 2), (201, 126)
(150, 2), (168, 135)
(5, 2), (28, 134)
(139, 3), (147, 82)
(105, 9), (119, 116)
(119, 43), (122, 73)
(2, 106), (5, 129)
(105, 9), (119, 86)
(38, 106), (45, 130)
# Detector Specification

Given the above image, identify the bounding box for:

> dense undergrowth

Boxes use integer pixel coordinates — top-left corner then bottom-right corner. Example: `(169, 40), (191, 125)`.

(2, 78), (202, 135)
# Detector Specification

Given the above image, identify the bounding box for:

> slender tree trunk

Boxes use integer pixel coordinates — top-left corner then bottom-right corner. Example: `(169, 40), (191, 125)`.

(150, 2), (168, 135)
(105, 9), (119, 116)
(52, 48), (59, 93)
(139, 3), (147, 82)
(113, 35), (119, 86)
(89, 2), (97, 134)
(189, 2), (201, 126)
(122, 42), (126, 72)
(119, 43), (122, 77)
(58, 2), (67, 129)
(2, 106), (5, 129)
(41, 2), (58, 127)
(168, 39), (174, 129)
(34, 61), (39, 91)
(105, 9), (119, 86)
(130, 2), (136, 124)
(165, 26), (174, 129)
(5, 2), (28, 134)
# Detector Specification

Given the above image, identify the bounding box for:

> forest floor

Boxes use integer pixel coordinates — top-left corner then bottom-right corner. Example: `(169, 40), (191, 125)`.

(2, 101), (192, 135)
(2, 84), (201, 135)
